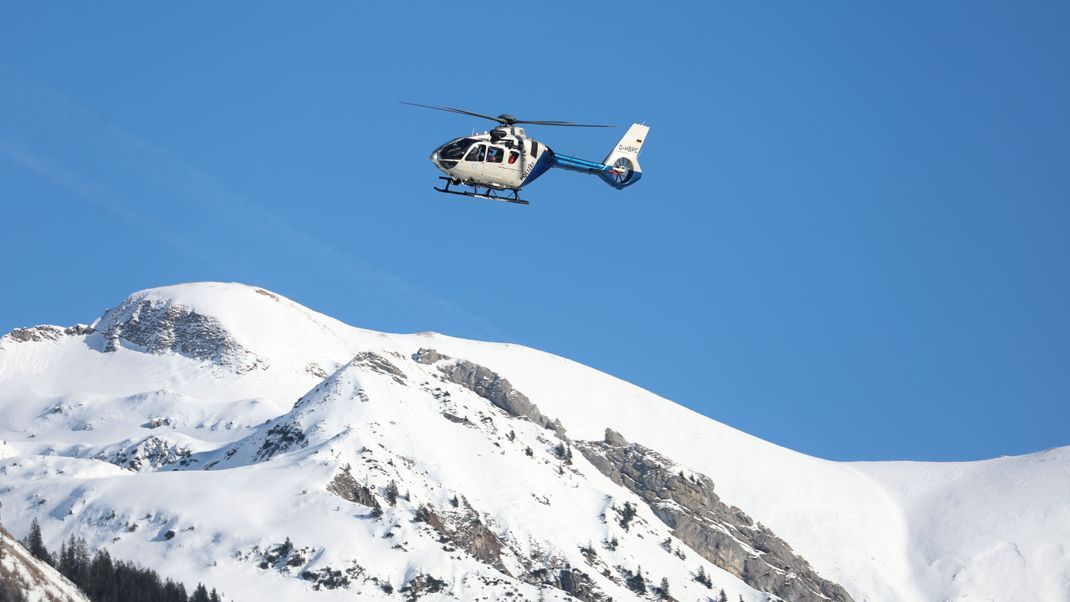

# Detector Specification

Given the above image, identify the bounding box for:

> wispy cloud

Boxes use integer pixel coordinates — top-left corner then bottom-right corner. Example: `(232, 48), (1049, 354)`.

(0, 63), (505, 339)
(0, 134), (223, 267)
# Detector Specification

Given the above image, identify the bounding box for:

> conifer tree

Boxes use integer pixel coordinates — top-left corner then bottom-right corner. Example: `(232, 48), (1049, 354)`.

(22, 517), (52, 565)
(695, 565), (712, 588)
(627, 565), (647, 594)
(71, 536), (91, 588)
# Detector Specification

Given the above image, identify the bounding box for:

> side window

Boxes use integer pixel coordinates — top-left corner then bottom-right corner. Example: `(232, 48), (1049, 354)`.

(531, 140), (540, 157)
(486, 146), (504, 163)
(508, 150), (519, 164)
(465, 144), (486, 162)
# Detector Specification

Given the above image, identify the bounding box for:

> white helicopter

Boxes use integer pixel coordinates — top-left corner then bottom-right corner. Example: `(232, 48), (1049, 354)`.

(402, 102), (650, 205)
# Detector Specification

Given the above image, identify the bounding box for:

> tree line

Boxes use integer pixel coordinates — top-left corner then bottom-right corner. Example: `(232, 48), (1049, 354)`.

(18, 517), (223, 602)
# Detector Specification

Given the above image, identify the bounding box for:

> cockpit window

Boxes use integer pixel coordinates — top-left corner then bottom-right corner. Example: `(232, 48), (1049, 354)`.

(486, 146), (504, 163)
(439, 138), (476, 161)
(464, 144), (486, 162)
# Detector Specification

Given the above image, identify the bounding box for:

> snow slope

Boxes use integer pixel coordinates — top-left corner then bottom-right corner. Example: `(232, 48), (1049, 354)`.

(0, 527), (89, 602)
(0, 282), (1066, 601)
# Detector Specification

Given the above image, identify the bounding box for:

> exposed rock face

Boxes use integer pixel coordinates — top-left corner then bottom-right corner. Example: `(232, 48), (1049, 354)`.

(577, 429), (854, 602)
(243, 539), (371, 592)
(1, 324), (94, 345)
(427, 352), (564, 437)
(399, 574), (448, 602)
(104, 435), (192, 471)
(519, 563), (609, 602)
(351, 352), (406, 386)
(412, 348), (449, 365)
(413, 502), (509, 576)
(142, 417), (174, 430)
(254, 423), (307, 462)
(95, 297), (266, 373)
(327, 466), (381, 511)
(555, 568), (605, 602)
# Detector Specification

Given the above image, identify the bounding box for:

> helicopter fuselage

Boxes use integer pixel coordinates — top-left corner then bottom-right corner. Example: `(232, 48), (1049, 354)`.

(430, 126), (555, 190)
(404, 102), (648, 204)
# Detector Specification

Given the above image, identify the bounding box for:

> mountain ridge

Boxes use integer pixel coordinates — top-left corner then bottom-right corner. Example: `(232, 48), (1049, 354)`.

(1, 282), (1067, 601)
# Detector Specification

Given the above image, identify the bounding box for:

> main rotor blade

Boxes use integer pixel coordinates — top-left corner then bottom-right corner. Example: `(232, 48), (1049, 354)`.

(399, 101), (506, 124)
(401, 102), (616, 128)
(515, 120), (615, 128)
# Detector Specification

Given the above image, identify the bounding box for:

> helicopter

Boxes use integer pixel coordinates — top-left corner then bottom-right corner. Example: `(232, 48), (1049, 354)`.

(402, 102), (649, 205)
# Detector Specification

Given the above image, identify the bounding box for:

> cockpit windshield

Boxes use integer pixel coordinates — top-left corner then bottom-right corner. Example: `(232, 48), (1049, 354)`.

(439, 138), (477, 161)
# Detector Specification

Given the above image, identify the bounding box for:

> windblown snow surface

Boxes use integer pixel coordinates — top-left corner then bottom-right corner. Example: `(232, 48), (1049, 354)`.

(0, 283), (1066, 601)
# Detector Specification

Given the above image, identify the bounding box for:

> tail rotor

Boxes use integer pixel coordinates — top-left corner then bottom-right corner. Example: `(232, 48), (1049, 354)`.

(609, 157), (636, 186)
(600, 124), (649, 189)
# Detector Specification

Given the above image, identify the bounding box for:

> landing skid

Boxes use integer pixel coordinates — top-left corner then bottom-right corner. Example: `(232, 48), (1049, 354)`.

(434, 177), (530, 205)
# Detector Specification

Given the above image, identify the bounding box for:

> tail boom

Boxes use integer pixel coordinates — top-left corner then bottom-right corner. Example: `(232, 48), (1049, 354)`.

(549, 123), (650, 189)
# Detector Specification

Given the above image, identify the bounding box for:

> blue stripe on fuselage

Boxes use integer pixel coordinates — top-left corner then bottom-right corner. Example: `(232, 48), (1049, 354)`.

(552, 153), (614, 175)
(522, 150), (642, 189)
(521, 148), (557, 187)
(554, 152), (641, 189)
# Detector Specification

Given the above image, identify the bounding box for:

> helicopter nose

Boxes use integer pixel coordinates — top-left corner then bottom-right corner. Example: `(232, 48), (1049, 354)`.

(430, 150), (449, 173)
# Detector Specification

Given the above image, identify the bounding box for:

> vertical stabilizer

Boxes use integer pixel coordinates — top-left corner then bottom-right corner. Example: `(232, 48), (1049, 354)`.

(599, 123), (649, 188)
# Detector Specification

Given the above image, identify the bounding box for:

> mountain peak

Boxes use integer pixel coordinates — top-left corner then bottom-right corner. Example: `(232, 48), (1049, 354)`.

(92, 282), (358, 374)
(101, 282), (293, 321)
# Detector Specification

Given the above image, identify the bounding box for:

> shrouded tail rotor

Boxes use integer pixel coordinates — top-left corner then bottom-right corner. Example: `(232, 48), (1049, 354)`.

(599, 124), (649, 189)
(609, 157), (635, 186)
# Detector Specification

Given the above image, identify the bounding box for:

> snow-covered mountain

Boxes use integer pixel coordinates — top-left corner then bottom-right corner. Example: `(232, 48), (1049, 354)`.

(0, 283), (1067, 601)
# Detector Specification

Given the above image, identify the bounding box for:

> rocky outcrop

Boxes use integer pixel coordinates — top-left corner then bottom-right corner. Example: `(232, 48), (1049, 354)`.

(244, 539), (371, 592)
(95, 297), (265, 373)
(253, 423), (307, 462)
(577, 429), (854, 602)
(399, 574), (448, 602)
(102, 435), (192, 471)
(417, 350), (564, 437)
(1, 324), (94, 345)
(413, 502), (509, 576)
(556, 568), (605, 602)
(412, 348), (449, 364)
(351, 352), (406, 386)
(518, 555), (609, 602)
(523, 566), (607, 602)
(142, 417), (174, 430)
(327, 466), (381, 512)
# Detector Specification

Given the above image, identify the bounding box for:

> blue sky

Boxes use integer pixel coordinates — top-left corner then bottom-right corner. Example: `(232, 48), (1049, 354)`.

(2, 2), (1067, 461)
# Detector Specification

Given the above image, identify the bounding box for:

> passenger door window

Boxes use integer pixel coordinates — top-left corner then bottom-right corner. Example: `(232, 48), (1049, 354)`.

(486, 146), (504, 163)
(464, 144), (486, 162)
